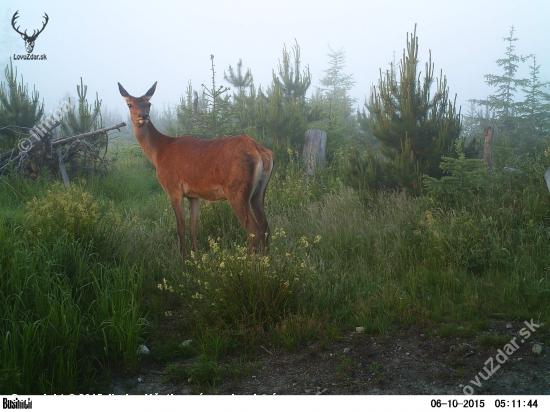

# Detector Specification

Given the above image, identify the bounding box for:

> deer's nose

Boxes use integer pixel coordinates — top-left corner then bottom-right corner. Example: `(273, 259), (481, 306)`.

(139, 113), (149, 120)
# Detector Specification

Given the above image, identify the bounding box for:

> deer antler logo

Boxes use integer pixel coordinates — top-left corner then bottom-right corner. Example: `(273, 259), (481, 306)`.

(11, 11), (49, 54)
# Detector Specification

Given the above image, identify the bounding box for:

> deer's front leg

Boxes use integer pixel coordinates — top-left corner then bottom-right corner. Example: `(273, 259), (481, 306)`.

(170, 196), (186, 258)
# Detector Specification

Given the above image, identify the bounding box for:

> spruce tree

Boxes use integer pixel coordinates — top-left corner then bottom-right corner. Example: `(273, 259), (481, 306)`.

(315, 46), (359, 163)
(474, 26), (528, 145)
(318, 46), (356, 106)
(366, 25), (461, 191)
(517, 54), (550, 152)
(198, 55), (236, 138)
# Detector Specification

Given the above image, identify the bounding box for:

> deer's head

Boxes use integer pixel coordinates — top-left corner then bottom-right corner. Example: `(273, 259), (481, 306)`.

(12, 11), (49, 54)
(118, 82), (157, 127)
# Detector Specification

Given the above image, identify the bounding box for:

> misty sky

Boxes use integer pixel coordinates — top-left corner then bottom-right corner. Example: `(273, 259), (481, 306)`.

(1, 0), (548, 124)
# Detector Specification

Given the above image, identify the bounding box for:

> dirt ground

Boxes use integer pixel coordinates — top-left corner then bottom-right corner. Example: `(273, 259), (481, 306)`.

(110, 321), (549, 395)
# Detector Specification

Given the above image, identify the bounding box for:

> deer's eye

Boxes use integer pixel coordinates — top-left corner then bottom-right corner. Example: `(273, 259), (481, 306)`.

(147, 103), (152, 108)
(127, 104), (132, 108)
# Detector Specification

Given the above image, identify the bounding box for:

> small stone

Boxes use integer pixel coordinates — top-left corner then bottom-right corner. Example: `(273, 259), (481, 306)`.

(459, 384), (464, 388)
(532, 343), (542, 355)
(136, 344), (150, 355)
(137, 377), (143, 383)
(356, 327), (364, 334)
(343, 347), (350, 354)
(506, 323), (513, 329)
(406, 352), (410, 356)
(180, 339), (193, 347)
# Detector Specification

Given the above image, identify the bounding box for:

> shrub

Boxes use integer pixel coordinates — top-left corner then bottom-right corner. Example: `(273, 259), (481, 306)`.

(164, 234), (318, 330)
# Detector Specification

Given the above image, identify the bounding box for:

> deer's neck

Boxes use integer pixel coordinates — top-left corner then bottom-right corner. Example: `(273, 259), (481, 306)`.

(133, 121), (167, 167)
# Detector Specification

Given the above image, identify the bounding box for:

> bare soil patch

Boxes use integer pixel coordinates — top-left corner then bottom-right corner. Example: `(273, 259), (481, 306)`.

(110, 322), (549, 395)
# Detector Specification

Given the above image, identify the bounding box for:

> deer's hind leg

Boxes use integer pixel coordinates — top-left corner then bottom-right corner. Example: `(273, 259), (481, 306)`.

(250, 177), (271, 253)
(225, 190), (263, 255)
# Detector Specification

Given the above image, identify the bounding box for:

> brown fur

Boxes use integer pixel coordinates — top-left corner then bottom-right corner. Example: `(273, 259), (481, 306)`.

(118, 81), (274, 257)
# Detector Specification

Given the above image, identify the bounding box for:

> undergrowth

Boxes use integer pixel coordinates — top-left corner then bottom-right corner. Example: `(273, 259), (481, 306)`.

(1, 145), (549, 393)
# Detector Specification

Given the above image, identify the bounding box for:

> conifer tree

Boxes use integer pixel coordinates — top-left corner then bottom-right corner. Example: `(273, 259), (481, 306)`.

(224, 59), (253, 98)
(61, 77), (103, 138)
(198, 55), (236, 137)
(272, 40), (311, 102)
(366, 26), (461, 191)
(517, 54), (550, 152)
(318, 46), (356, 108)
(169, 81), (198, 136)
(315, 46), (359, 163)
(255, 41), (319, 152)
(59, 78), (105, 175)
(0, 59), (44, 150)
(224, 59), (256, 131)
(476, 26), (528, 142)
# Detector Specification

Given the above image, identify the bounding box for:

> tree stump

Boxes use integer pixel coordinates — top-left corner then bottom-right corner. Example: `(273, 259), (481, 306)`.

(303, 129), (327, 176)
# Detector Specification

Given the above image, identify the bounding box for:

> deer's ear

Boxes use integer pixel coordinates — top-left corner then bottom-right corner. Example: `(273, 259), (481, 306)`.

(118, 82), (130, 98)
(143, 81), (157, 100)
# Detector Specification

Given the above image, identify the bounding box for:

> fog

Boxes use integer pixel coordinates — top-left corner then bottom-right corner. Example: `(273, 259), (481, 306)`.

(1, 0), (548, 121)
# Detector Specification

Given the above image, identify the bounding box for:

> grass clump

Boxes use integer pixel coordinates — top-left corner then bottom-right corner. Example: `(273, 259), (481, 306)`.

(25, 182), (122, 257)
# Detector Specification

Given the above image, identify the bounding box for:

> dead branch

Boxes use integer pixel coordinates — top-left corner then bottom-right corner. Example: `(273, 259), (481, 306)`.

(52, 122), (126, 148)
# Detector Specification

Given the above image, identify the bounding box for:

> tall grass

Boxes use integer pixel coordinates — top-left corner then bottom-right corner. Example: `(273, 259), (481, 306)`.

(0, 181), (146, 394)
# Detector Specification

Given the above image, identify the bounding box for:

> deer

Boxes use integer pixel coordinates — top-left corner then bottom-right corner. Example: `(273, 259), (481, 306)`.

(118, 82), (274, 258)
(11, 11), (49, 54)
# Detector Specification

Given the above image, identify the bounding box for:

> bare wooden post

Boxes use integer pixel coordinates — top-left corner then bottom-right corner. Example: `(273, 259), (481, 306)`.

(54, 126), (70, 186)
(483, 126), (494, 168)
(303, 129), (327, 176)
(56, 147), (70, 186)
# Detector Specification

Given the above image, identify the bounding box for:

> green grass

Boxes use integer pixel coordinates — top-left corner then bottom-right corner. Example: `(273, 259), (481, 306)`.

(1, 145), (549, 393)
